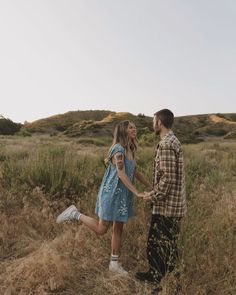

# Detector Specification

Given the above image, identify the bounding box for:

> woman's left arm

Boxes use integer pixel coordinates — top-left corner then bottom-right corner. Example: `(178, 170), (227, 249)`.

(134, 169), (152, 190)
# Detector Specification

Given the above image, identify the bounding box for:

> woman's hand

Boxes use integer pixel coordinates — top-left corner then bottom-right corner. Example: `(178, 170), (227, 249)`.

(136, 192), (145, 198)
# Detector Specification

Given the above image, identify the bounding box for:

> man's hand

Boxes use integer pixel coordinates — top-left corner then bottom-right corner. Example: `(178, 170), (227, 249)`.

(143, 191), (153, 202)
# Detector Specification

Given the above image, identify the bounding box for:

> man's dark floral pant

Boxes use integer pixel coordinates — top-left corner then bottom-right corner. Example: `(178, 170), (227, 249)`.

(147, 214), (181, 281)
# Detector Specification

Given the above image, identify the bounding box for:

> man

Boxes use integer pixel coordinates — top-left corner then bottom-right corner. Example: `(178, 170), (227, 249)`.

(136, 109), (187, 287)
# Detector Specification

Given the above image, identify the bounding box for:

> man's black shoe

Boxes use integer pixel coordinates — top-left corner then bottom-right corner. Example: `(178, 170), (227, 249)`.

(135, 271), (161, 283)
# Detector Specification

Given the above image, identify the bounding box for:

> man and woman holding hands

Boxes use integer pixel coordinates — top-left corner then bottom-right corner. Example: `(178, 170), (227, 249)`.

(56, 109), (187, 289)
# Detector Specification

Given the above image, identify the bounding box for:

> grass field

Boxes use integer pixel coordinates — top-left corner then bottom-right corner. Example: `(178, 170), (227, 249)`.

(0, 135), (235, 294)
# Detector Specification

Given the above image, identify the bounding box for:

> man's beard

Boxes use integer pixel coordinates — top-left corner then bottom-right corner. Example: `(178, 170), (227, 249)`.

(154, 127), (160, 135)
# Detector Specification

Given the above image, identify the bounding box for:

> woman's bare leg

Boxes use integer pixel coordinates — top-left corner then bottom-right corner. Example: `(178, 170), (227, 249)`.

(80, 214), (110, 235)
(111, 221), (124, 255)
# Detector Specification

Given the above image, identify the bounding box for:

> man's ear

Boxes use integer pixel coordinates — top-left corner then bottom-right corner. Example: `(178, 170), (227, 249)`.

(157, 119), (162, 127)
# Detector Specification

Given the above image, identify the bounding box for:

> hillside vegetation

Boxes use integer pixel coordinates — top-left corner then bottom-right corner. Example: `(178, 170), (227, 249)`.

(24, 110), (115, 133)
(22, 110), (236, 144)
(0, 116), (22, 135)
(0, 136), (235, 294)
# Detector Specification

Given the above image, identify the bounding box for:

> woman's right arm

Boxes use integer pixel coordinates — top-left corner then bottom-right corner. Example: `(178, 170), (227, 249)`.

(112, 152), (144, 198)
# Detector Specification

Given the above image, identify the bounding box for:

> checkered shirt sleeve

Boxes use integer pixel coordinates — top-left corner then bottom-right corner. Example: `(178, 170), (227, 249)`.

(150, 132), (187, 217)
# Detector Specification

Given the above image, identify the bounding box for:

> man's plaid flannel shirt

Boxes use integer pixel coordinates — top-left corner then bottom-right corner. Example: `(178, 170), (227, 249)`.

(150, 131), (187, 217)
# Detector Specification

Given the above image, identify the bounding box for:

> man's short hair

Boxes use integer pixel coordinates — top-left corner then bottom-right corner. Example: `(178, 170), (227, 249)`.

(154, 109), (174, 129)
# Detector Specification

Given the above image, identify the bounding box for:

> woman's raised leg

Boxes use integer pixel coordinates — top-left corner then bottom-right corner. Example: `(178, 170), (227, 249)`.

(80, 215), (110, 235)
(56, 205), (109, 235)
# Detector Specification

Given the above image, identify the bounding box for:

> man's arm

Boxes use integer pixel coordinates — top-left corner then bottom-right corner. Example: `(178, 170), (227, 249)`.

(144, 146), (176, 203)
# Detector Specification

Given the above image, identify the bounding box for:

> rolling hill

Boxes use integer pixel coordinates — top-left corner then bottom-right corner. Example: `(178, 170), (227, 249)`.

(23, 110), (236, 144)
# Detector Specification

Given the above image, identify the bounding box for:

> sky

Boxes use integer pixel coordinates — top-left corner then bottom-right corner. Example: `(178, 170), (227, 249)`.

(0, 0), (235, 123)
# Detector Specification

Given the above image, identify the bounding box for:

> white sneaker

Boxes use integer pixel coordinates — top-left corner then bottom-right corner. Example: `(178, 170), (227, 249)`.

(56, 205), (78, 223)
(109, 261), (129, 276)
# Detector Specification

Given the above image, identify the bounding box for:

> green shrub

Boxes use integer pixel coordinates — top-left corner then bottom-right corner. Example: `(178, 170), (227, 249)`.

(16, 127), (32, 137)
(0, 118), (22, 135)
(138, 132), (157, 146)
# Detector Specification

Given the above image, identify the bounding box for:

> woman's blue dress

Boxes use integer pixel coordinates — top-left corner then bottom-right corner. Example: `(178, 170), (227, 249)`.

(95, 143), (135, 222)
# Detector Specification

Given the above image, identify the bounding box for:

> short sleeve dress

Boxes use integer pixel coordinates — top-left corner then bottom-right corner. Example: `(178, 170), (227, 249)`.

(95, 143), (135, 222)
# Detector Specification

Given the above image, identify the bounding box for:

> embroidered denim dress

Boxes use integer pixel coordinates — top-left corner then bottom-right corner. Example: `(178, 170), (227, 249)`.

(95, 144), (135, 222)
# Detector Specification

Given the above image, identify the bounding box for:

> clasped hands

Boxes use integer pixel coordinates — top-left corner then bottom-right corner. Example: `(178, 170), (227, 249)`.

(137, 191), (153, 202)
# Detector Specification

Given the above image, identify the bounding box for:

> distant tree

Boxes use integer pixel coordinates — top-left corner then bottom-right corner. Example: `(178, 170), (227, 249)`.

(0, 118), (22, 135)
(137, 113), (145, 118)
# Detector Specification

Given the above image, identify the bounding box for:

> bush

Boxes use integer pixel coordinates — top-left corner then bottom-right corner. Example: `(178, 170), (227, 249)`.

(138, 132), (157, 146)
(16, 127), (32, 137)
(0, 118), (22, 135)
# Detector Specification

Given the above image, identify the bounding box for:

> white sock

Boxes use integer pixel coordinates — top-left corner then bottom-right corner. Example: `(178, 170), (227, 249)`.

(111, 254), (119, 263)
(74, 211), (82, 220)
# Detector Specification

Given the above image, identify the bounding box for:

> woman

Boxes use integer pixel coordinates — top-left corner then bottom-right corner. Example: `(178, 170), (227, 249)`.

(56, 120), (151, 275)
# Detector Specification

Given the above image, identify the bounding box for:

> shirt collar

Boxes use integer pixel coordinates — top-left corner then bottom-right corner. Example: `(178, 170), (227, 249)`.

(161, 130), (174, 142)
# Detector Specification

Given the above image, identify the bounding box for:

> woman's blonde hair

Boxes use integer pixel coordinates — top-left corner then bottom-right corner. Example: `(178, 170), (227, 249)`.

(105, 120), (138, 165)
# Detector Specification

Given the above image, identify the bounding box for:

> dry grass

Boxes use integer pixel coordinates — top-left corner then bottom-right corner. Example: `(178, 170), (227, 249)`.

(0, 137), (236, 294)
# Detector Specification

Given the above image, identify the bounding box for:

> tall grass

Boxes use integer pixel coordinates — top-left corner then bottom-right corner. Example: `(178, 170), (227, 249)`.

(179, 143), (236, 294)
(0, 144), (105, 198)
(0, 138), (236, 294)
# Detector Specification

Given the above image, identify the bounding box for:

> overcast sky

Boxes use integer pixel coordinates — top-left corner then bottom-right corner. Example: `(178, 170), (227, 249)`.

(0, 0), (235, 123)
